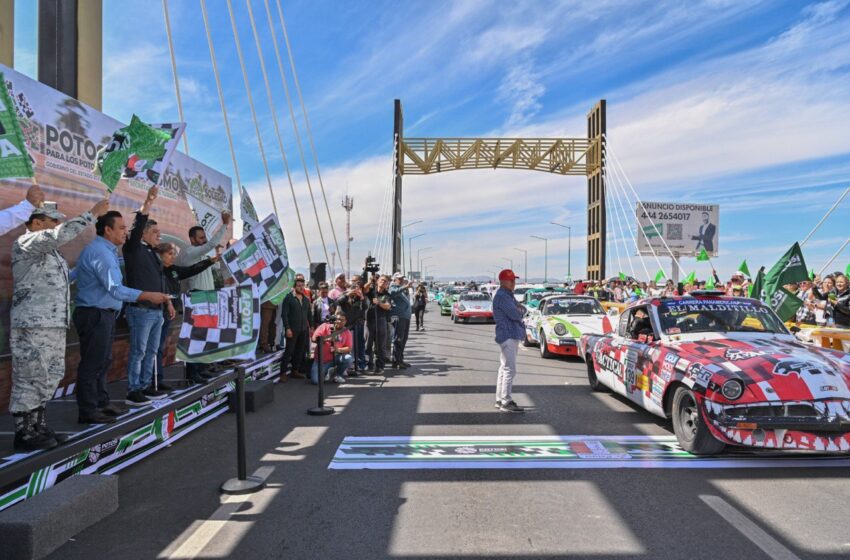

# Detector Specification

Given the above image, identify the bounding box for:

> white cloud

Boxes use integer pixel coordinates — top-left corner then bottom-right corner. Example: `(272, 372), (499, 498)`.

(497, 58), (546, 128)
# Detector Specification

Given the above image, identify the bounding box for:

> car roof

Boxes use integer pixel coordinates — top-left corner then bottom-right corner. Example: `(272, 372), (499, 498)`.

(539, 294), (597, 302)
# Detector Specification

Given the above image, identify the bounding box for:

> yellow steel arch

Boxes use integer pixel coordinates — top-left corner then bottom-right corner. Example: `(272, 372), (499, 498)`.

(398, 137), (600, 176)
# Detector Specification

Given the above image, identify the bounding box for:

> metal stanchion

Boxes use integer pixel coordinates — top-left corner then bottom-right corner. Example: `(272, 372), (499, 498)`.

(221, 366), (265, 495)
(308, 332), (335, 416)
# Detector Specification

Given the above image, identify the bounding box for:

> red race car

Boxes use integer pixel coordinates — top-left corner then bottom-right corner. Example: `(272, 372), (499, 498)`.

(451, 292), (494, 324)
(580, 292), (850, 455)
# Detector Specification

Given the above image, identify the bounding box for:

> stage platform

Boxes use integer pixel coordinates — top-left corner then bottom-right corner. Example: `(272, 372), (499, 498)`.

(0, 352), (282, 511)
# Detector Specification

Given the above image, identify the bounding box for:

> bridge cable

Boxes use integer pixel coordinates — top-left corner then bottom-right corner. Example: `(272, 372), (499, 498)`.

(606, 151), (666, 277)
(818, 237), (850, 276)
(609, 159), (653, 280)
(801, 186), (849, 248)
(373, 136), (398, 265)
(600, 164), (625, 279)
(243, 0), (313, 262)
(604, 156), (640, 279)
(162, 0), (188, 154)
(274, 0), (344, 263)
(605, 138), (683, 272)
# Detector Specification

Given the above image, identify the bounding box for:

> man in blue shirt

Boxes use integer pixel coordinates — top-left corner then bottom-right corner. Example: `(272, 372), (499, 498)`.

(73, 208), (171, 424)
(389, 272), (412, 369)
(492, 269), (526, 413)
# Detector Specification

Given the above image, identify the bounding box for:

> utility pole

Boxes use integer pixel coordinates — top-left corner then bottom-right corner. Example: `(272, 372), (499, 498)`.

(341, 195), (354, 278)
(513, 248), (528, 282)
(550, 222), (572, 281)
(531, 235), (549, 283)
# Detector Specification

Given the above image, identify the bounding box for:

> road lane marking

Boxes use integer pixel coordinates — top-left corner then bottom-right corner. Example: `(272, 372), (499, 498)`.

(700, 495), (802, 560)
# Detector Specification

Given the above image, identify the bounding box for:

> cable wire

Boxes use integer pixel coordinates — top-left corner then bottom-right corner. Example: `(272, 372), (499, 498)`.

(604, 157), (637, 279)
(244, 0), (312, 262)
(162, 0), (188, 154)
(274, 0), (343, 261)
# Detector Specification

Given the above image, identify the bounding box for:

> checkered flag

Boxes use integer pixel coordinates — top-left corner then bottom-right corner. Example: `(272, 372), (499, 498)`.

(222, 214), (291, 303)
(176, 284), (261, 363)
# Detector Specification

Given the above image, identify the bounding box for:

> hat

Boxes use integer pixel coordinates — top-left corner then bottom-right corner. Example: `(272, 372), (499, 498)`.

(498, 269), (518, 281)
(335, 272), (346, 280)
(29, 207), (65, 221)
(392, 272), (404, 279)
(732, 271), (745, 279)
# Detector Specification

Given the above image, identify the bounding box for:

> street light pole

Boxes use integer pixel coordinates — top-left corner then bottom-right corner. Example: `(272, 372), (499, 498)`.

(421, 256), (433, 280)
(501, 257), (513, 271)
(530, 235), (549, 283)
(401, 220), (424, 276)
(408, 233), (425, 277)
(550, 222), (572, 281)
(417, 247), (432, 275)
(513, 248), (528, 282)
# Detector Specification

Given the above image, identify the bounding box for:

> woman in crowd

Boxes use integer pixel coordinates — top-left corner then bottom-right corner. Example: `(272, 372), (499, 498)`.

(156, 242), (220, 387)
(413, 284), (428, 331)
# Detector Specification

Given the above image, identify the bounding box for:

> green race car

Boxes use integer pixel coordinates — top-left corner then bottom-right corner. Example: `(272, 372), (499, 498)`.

(440, 287), (467, 316)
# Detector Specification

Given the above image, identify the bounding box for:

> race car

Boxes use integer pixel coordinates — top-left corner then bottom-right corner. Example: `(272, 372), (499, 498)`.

(440, 287), (467, 316)
(524, 295), (613, 358)
(580, 291), (850, 455)
(522, 287), (569, 310)
(451, 292), (493, 323)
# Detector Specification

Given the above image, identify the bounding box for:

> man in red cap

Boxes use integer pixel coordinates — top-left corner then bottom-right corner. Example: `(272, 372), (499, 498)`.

(491, 269), (526, 412)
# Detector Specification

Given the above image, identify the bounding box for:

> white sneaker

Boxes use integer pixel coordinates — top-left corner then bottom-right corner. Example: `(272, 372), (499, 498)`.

(333, 375), (346, 384)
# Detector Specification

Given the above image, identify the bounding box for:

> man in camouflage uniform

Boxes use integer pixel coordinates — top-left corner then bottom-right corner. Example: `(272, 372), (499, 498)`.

(9, 198), (109, 451)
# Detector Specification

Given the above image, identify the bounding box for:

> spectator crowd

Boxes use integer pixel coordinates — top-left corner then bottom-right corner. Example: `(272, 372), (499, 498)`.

(5, 184), (429, 453)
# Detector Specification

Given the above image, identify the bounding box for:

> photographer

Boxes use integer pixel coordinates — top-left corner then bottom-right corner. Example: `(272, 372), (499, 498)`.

(389, 273), (412, 369)
(364, 272), (392, 374)
(413, 283), (428, 331)
(310, 311), (354, 385)
(335, 274), (368, 372)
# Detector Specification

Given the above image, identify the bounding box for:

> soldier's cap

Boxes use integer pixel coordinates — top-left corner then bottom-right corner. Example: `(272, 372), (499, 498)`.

(29, 207), (66, 221)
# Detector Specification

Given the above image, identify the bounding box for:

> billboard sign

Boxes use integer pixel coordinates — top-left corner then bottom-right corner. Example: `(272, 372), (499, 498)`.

(635, 201), (719, 257)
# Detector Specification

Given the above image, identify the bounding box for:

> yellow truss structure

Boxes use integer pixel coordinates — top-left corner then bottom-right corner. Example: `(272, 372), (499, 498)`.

(398, 137), (601, 176)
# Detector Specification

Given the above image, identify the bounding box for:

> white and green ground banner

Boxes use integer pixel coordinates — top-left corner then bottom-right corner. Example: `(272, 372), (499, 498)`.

(176, 284), (261, 363)
(330, 436), (850, 469)
(0, 72), (34, 178)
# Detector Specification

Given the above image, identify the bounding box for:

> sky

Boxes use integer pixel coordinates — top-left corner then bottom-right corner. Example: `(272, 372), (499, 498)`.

(12, 0), (850, 281)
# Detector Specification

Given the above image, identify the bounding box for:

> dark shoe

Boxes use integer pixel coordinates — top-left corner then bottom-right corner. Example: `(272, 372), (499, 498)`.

(13, 411), (58, 451)
(495, 400), (502, 409)
(374, 368), (384, 375)
(389, 362), (399, 369)
(125, 390), (149, 406)
(34, 406), (68, 444)
(290, 370), (306, 380)
(157, 382), (175, 392)
(100, 403), (129, 416)
(142, 387), (167, 400)
(188, 373), (208, 384)
(499, 400), (525, 413)
(399, 362), (411, 369)
(78, 411), (118, 424)
(198, 372), (215, 381)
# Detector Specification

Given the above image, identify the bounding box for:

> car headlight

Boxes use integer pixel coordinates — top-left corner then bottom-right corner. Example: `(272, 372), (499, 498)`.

(553, 323), (567, 336)
(721, 379), (744, 401)
(458, 305), (466, 311)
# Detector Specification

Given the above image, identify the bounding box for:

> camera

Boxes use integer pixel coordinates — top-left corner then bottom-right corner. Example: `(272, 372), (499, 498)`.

(364, 255), (380, 274)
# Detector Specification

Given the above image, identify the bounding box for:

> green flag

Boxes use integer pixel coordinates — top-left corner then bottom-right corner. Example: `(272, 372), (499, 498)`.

(619, 272), (626, 281)
(767, 286), (803, 322)
(763, 242), (808, 298)
(705, 275), (716, 289)
(810, 268), (816, 281)
(738, 259), (750, 277)
(696, 248), (709, 262)
(684, 271), (696, 285)
(94, 115), (171, 191)
(0, 73), (34, 179)
(654, 268), (665, 283)
(749, 267), (765, 300)
(845, 263), (850, 277)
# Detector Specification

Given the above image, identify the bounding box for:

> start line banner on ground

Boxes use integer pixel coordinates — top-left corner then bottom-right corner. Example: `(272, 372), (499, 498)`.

(176, 284), (261, 363)
(222, 214), (293, 304)
(329, 435), (850, 470)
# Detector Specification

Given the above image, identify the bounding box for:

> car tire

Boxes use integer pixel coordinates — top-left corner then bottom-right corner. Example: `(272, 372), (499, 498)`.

(453, 315), (459, 324)
(585, 354), (609, 392)
(539, 331), (554, 359)
(522, 333), (534, 347)
(671, 386), (725, 455)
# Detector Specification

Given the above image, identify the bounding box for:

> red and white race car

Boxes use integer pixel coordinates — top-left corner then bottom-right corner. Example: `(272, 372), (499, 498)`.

(451, 292), (494, 324)
(580, 292), (850, 455)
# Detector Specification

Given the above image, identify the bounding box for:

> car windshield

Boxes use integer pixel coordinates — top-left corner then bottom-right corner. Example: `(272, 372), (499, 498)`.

(514, 287), (530, 296)
(543, 298), (604, 316)
(528, 291), (552, 301)
(462, 294), (490, 301)
(656, 299), (787, 335)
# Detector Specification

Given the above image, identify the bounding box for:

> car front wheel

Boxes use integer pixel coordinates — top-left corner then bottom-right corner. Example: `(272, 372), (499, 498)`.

(585, 354), (608, 392)
(671, 387), (725, 455)
(539, 331), (554, 359)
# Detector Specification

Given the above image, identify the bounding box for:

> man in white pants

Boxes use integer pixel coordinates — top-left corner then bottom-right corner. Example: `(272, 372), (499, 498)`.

(491, 269), (526, 413)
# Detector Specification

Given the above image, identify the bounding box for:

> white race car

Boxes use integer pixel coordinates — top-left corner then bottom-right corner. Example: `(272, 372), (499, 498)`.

(523, 295), (614, 358)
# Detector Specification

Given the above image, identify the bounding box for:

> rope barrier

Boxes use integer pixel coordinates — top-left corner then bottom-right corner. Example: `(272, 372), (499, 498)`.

(244, 0), (312, 262)
(162, 0), (188, 154)
(275, 0), (344, 262)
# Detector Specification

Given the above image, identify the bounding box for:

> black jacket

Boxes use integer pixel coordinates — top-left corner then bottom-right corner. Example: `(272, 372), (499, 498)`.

(282, 292), (312, 332)
(336, 291), (368, 325)
(163, 258), (216, 313)
(123, 212), (166, 309)
(834, 289), (850, 328)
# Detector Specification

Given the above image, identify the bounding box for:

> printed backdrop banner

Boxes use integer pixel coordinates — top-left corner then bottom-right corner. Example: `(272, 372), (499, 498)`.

(176, 285), (261, 363)
(0, 72), (34, 178)
(222, 214), (291, 303)
(0, 63), (233, 412)
(636, 201), (720, 258)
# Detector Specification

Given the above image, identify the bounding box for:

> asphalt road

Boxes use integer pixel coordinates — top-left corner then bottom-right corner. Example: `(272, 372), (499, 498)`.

(51, 303), (850, 559)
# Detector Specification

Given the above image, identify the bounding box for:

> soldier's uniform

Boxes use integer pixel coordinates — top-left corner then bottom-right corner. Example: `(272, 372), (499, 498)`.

(10, 208), (94, 451)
